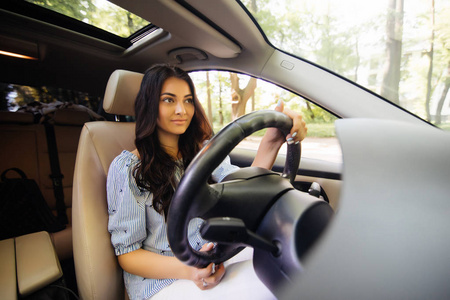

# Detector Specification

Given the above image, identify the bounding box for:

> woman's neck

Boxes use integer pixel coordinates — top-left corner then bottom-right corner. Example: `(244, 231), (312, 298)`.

(158, 131), (180, 159)
(161, 144), (179, 159)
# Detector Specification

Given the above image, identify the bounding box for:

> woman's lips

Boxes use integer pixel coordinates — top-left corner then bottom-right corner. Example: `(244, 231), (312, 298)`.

(172, 119), (187, 125)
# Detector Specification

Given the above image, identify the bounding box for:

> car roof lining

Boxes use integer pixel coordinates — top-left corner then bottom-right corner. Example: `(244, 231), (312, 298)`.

(111, 0), (241, 58)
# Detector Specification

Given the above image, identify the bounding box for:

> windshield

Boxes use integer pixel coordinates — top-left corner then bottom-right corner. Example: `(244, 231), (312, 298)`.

(242, 0), (450, 131)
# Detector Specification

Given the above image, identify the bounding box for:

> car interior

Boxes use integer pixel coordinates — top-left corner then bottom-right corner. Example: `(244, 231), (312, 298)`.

(1, 0), (450, 299)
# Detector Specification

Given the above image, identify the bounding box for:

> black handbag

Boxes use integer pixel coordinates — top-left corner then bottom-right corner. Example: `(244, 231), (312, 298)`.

(0, 168), (65, 240)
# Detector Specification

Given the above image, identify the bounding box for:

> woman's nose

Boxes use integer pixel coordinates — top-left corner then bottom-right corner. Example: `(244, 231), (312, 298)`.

(175, 101), (186, 115)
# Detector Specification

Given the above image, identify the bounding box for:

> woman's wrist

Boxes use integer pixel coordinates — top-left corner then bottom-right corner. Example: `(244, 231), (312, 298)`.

(176, 262), (193, 281)
(252, 135), (283, 169)
(261, 133), (284, 153)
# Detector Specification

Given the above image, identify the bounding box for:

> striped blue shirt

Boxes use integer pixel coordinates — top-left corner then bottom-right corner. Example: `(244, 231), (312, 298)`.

(107, 150), (239, 300)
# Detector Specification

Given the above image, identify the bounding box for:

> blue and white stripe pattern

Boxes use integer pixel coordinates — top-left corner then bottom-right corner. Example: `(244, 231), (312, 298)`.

(107, 150), (239, 299)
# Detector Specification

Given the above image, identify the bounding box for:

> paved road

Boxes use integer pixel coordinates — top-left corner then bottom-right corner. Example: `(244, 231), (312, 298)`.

(238, 136), (343, 163)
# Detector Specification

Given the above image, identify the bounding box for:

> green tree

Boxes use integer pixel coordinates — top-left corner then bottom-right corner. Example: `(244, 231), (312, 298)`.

(425, 0), (436, 121)
(216, 72), (228, 126)
(29, 0), (96, 24)
(433, 6), (450, 125)
(312, 14), (360, 81)
(27, 0), (149, 37)
(230, 73), (257, 120)
(434, 62), (450, 125)
(205, 71), (212, 122)
(380, 0), (404, 105)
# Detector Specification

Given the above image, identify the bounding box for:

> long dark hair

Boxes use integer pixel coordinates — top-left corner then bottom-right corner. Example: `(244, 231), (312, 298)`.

(133, 64), (212, 218)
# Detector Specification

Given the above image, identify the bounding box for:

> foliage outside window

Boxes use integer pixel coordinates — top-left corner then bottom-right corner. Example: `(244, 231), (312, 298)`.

(26, 0), (150, 38)
(242, 0), (450, 131)
(190, 71), (342, 163)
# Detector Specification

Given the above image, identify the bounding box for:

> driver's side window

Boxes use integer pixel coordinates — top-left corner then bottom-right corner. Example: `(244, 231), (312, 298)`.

(190, 71), (342, 163)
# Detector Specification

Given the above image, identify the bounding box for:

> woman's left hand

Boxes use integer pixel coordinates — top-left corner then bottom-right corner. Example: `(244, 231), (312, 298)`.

(252, 100), (307, 170)
(265, 100), (307, 147)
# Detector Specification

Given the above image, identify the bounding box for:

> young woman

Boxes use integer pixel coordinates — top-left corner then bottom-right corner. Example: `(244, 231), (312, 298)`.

(107, 64), (307, 299)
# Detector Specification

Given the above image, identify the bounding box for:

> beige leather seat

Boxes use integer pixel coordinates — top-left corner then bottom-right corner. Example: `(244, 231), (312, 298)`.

(72, 70), (143, 299)
(0, 107), (97, 261)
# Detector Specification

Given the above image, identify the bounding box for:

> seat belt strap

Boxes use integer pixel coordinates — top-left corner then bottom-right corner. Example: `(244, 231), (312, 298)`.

(44, 123), (68, 226)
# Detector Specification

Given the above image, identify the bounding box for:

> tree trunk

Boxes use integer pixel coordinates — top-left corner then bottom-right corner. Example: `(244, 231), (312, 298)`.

(251, 94), (255, 111)
(425, 0), (435, 121)
(230, 73), (257, 120)
(354, 38), (360, 82)
(305, 102), (315, 120)
(206, 71), (213, 122)
(218, 75), (224, 126)
(380, 0), (404, 105)
(250, 0), (257, 13)
(127, 12), (133, 29)
(435, 61), (450, 125)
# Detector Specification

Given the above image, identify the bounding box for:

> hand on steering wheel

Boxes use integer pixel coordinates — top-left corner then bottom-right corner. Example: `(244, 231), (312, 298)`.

(265, 100), (307, 146)
(190, 243), (225, 290)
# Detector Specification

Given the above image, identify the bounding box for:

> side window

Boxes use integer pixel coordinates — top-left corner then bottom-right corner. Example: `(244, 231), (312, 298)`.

(190, 71), (342, 163)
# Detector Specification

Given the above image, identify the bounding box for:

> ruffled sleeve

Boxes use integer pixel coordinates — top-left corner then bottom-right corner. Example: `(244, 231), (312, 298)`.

(211, 155), (240, 183)
(107, 151), (148, 256)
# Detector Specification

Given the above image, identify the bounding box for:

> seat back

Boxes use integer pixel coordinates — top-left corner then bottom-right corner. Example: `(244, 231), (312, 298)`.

(0, 108), (94, 260)
(72, 70), (143, 299)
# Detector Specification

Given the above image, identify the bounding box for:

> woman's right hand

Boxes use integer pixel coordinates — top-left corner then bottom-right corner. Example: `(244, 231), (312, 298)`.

(189, 243), (226, 290)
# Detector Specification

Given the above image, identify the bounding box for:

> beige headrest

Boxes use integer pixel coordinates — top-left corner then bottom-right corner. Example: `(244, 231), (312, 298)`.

(103, 70), (144, 116)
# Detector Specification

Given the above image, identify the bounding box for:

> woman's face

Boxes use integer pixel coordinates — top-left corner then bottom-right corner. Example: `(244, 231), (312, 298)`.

(156, 76), (195, 140)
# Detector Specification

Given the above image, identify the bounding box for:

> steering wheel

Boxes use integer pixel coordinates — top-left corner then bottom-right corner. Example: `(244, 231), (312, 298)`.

(167, 110), (300, 267)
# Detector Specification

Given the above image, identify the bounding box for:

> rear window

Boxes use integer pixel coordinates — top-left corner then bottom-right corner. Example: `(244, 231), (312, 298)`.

(0, 82), (101, 113)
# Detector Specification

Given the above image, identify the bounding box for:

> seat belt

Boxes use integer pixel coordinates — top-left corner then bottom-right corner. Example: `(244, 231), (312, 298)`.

(44, 123), (68, 226)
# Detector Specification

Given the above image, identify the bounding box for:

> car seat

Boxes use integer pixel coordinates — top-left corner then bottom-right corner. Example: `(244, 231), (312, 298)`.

(0, 104), (102, 261)
(72, 70), (143, 300)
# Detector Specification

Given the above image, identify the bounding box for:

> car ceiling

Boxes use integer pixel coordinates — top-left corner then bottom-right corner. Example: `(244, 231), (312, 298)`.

(0, 0), (272, 98)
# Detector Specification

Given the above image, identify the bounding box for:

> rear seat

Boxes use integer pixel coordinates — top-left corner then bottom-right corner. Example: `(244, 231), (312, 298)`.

(0, 108), (94, 260)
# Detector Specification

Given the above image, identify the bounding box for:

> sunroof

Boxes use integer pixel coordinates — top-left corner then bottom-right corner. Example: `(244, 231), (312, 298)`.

(25, 0), (151, 39)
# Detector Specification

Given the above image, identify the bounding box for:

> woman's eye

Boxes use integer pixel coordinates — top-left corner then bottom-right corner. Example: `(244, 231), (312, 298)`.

(162, 97), (173, 103)
(184, 98), (193, 104)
